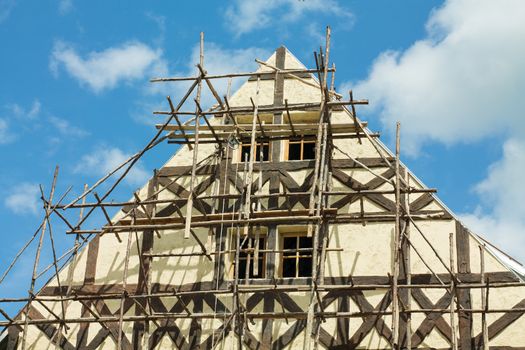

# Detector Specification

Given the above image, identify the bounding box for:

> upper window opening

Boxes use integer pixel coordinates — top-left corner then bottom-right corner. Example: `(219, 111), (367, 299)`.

(282, 234), (313, 278)
(236, 236), (266, 279)
(240, 140), (270, 162)
(287, 138), (316, 161)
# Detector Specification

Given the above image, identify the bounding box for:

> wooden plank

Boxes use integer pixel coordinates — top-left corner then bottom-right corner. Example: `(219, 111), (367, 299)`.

(456, 221), (473, 350)
(410, 193), (435, 212)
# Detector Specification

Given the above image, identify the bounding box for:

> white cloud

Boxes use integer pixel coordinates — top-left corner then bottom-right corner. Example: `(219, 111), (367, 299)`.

(345, 0), (525, 263)
(0, 118), (15, 144)
(51, 41), (167, 93)
(190, 43), (271, 107)
(8, 99), (40, 120)
(0, 0), (15, 23)
(351, 0), (525, 155)
(74, 146), (149, 186)
(58, 0), (72, 14)
(460, 138), (525, 263)
(147, 42), (270, 113)
(5, 183), (41, 215)
(224, 0), (352, 36)
(48, 115), (88, 137)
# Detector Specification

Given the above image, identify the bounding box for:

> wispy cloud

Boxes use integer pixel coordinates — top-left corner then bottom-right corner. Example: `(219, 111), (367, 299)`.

(344, 0), (525, 263)
(141, 41), (270, 122)
(8, 99), (41, 120)
(58, 0), (73, 15)
(50, 41), (167, 93)
(74, 146), (149, 186)
(460, 138), (525, 263)
(48, 115), (88, 137)
(350, 0), (525, 155)
(5, 183), (41, 215)
(0, 118), (15, 144)
(224, 0), (352, 37)
(0, 0), (16, 24)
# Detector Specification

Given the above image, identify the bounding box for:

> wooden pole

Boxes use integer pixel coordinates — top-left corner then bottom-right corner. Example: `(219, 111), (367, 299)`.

(404, 172), (412, 350)
(450, 232), (458, 350)
(21, 166), (59, 350)
(480, 245), (489, 350)
(392, 122), (401, 349)
(184, 32), (204, 239)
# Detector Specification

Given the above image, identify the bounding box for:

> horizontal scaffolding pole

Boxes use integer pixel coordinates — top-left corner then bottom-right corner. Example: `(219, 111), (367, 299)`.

(150, 67), (336, 82)
(4, 307), (525, 327)
(2, 281), (524, 305)
(54, 188), (435, 210)
(153, 100), (368, 117)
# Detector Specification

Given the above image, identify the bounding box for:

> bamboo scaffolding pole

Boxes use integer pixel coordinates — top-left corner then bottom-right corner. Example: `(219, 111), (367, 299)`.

(54, 187), (436, 210)
(0, 186), (72, 286)
(21, 166), (59, 350)
(221, 96), (236, 125)
(305, 27), (331, 350)
(2, 280), (524, 306)
(184, 33), (205, 240)
(150, 67), (335, 82)
(6, 31), (525, 350)
(392, 122), (401, 350)
(404, 172), (412, 350)
(6, 306), (525, 328)
(254, 58), (342, 100)
(450, 232), (458, 350)
(63, 70), (202, 232)
(61, 184), (87, 327)
(167, 95), (193, 150)
(66, 211), (453, 236)
(480, 244), (489, 350)
(196, 63), (224, 109)
(44, 213), (68, 347)
(167, 132), (380, 144)
(153, 99), (368, 117)
(117, 207), (135, 350)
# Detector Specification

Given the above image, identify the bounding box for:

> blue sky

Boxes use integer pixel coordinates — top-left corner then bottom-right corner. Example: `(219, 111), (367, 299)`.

(1, 0), (525, 310)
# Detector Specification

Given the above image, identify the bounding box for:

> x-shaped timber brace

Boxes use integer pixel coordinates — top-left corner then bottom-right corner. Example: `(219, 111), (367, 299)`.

(2, 27), (525, 350)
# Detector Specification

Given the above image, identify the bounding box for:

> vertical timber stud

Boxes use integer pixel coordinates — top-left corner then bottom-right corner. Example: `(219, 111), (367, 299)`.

(264, 45), (286, 348)
(398, 167), (409, 349)
(392, 122), (401, 350)
(456, 221), (473, 350)
(132, 173), (156, 350)
(450, 232), (459, 350)
(404, 173), (412, 350)
(480, 245), (489, 350)
(184, 32), (204, 239)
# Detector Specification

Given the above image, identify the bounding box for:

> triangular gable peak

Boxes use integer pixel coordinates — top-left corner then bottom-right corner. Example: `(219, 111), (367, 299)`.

(2, 44), (525, 350)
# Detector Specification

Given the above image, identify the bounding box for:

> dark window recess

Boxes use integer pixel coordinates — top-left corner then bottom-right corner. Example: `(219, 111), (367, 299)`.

(302, 141), (316, 160)
(282, 235), (313, 278)
(287, 139), (316, 161)
(241, 141), (270, 162)
(288, 142), (302, 161)
(236, 237), (265, 279)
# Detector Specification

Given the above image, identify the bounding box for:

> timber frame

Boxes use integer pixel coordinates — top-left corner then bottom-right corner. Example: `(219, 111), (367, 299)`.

(1, 28), (525, 350)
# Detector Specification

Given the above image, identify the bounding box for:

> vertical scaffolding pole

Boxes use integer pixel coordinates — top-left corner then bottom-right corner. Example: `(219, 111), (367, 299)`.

(21, 166), (59, 350)
(404, 173), (412, 350)
(392, 122), (401, 350)
(480, 245), (489, 350)
(450, 233), (458, 350)
(184, 32), (204, 239)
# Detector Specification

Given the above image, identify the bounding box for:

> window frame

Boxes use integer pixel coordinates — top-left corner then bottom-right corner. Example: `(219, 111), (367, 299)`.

(279, 232), (313, 278)
(232, 233), (267, 280)
(284, 137), (316, 161)
(239, 138), (271, 163)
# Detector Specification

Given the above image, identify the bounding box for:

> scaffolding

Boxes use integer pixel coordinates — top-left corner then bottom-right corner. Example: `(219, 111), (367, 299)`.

(1, 27), (524, 350)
